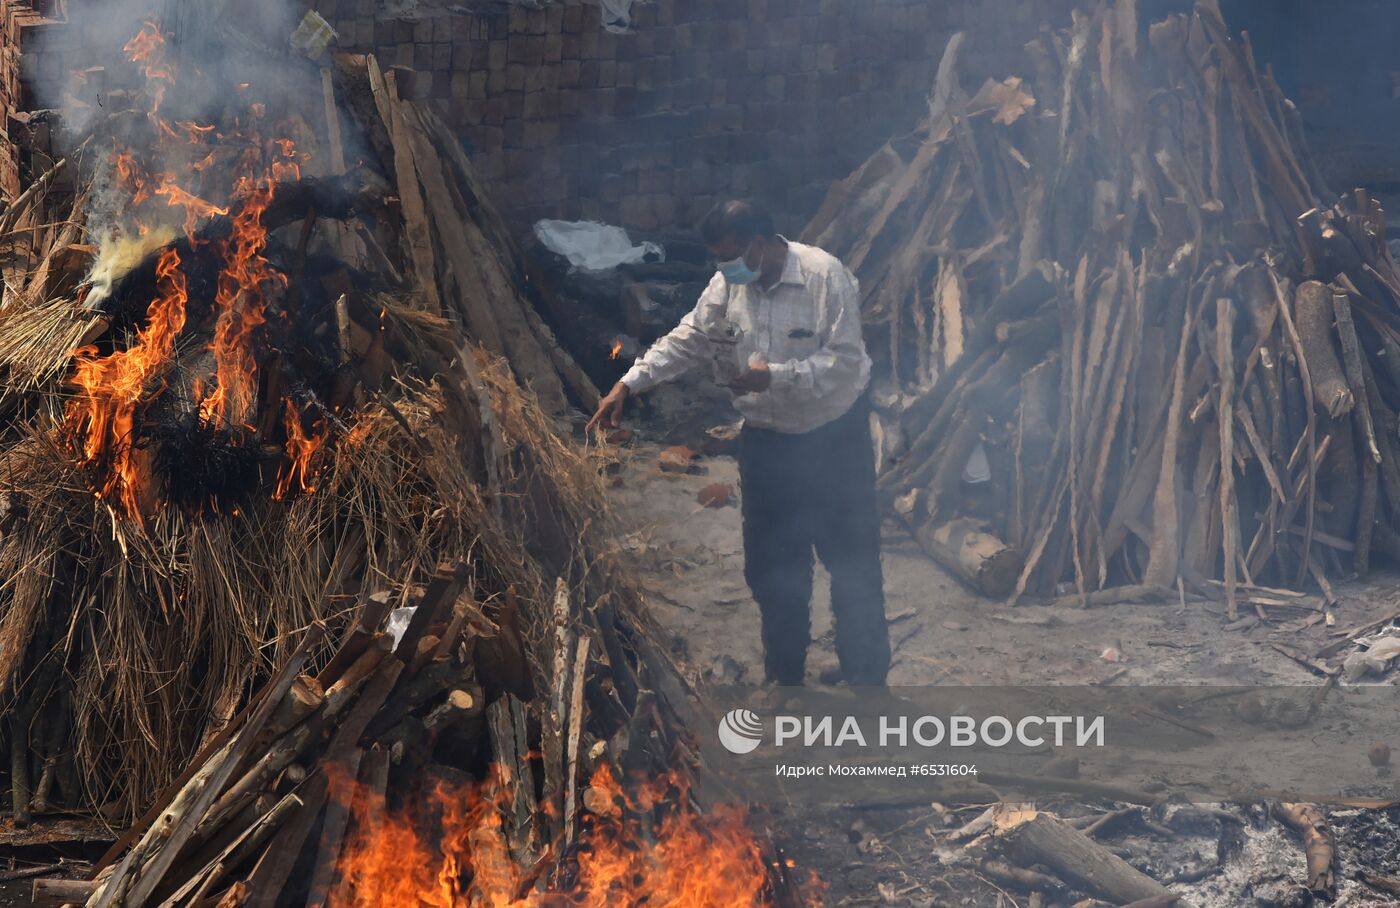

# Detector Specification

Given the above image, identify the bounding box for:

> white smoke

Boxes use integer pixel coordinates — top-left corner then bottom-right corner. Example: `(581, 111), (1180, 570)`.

(29, 0), (336, 289)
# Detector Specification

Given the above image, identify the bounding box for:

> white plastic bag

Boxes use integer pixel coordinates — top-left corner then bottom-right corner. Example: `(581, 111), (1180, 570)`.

(962, 441), (991, 484)
(384, 605), (418, 649)
(533, 219), (663, 273)
(600, 0), (634, 32)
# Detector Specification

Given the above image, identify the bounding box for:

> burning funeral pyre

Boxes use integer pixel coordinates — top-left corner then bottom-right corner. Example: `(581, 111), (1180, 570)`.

(810, 0), (1400, 610)
(0, 11), (804, 906)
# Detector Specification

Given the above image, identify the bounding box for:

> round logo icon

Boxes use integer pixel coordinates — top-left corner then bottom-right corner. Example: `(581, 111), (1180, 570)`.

(717, 708), (764, 754)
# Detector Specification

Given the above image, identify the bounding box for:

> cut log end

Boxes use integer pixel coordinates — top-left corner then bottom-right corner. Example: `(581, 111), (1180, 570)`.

(908, 517), (1025, 598)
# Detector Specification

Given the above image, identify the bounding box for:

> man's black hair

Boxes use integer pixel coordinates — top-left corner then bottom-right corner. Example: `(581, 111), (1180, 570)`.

(698, 200), (776, 246)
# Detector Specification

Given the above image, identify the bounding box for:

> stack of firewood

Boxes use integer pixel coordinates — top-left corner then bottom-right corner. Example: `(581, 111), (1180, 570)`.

(30, 568), (794, 907)
(0, 36), (596, 823)
(807, 0), (1400, 607)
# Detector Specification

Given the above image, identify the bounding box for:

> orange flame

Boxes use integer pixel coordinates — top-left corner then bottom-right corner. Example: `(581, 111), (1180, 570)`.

(275, 399), (325, 498)
(67, 247), (189, 520)
(123, 20), (174, 130)
(66, 15), (324, 520)
(609, 339), (622, 360)
(198, 143), (300, 429)
(327, 763), (778, 907)
(155, 175), (228, 239)
(115, 151), (153, 208)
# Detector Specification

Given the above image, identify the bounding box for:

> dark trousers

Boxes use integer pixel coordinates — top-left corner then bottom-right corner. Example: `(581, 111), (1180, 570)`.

(737, 398), (890, 686)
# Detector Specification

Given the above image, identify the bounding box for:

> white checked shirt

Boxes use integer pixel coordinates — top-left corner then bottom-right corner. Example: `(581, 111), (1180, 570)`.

(620, 239), (871, 434)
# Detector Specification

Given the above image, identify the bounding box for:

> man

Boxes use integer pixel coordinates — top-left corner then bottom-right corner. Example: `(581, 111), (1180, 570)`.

(587, 200), (890, 686)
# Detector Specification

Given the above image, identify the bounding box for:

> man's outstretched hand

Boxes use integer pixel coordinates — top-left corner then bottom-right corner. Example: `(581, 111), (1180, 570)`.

(587, 381), (630, 433)
(726, 361), (771, 395)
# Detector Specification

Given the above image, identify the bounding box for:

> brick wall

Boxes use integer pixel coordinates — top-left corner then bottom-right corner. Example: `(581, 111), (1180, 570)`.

(0, 0), (49, 197)
(323, 0), (1079, 232)
(1, 0), (1080, 231)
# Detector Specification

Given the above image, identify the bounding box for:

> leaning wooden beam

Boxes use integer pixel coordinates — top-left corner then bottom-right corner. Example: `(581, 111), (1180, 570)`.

(366, 56), (442, 318)
(304, 748), (364, 908)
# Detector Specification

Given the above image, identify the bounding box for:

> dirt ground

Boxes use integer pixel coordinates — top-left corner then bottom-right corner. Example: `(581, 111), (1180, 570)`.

(604, 382), (1400, 907)
(607, 384), (1356, 692)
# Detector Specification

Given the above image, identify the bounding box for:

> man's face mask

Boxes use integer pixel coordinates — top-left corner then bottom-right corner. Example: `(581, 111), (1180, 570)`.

(718, 238), (760, 285)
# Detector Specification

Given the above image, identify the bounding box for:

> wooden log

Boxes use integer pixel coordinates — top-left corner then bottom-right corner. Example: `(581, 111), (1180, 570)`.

(254, 674), (324, 748)
(1331, 291), (1379, 574)
(542, 578), (574, 841)
(1196, 7), (1313, 218)
(926, 412), (986, 520)
(304, 750), (363, 908)
(398, 99), (550, 399)
(382, 716), (426, 768)
(381, 686), (484, 769)
(1144, 305), (1194, 587)
(1273, 272), (1322, 586)
(1272, 802), (1336, 899)
(425, 688), (483, 732)
(1357, 870), (1400, 898)
(325, 657), (406, 762)
(1294, 281), (1353, 418)
(906, 517), (1024, 598)
(1317, 416), (1359, 554)
(899, 264), (1057, 434)
(487, 695), (537, 862)
(0, 860), (65, 883)
(363, 658), (472, 741)
(408, 634), (442, 676)
(0, 154), (71, 234)
(889, 333), (1053, 497)
(1216, 298), (1239, 619)
(562, 635), (590, 845)
(8, 712), (32, 827)
(431, 592), (481, 663)
(31, 878), (97, 906)
(980, 858), (1064, 894)
(1333, 292), (1381, 467)
(1014, 357), (1059, 548)
(327, 747), (391, 907)
(321, 634), (393, 715)
(1000, 813), (1185, 905)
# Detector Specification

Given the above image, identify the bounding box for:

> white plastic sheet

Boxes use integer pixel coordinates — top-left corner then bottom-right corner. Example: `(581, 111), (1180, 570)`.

(962, 441), (991, 483)
(533, 219), (663, 272)
(385, 605), (418, 649)
(600, 0), (634, 32)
